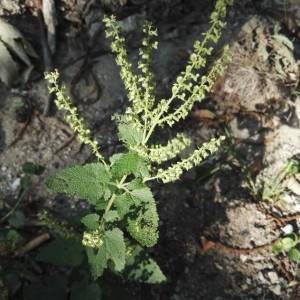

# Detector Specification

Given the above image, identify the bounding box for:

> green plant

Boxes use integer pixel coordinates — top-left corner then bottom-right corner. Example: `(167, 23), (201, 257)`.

(43, 0), (233, 285)
(261, 159), (299, 202)
(257, 21), (298, 83)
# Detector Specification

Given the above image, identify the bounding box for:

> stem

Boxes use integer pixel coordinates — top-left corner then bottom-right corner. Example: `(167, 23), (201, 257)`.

(0, 188), (29, 224)
(103, 175), (127, 217)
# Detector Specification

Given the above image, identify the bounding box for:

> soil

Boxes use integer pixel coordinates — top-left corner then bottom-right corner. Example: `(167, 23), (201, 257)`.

(1, 0), (300, 299)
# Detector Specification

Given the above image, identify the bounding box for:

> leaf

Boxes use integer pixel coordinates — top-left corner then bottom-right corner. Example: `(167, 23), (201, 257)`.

(0, 39), (18, 87)
(281, 236), (297, 250)
(103, 210), (119, 222)
(273, 34), (294, 50)
(131, 186), (154, 202)
(126, 192), (159, 247)
(37, 238), (84, 267)
(114, 193), (135, 218)
(105, 228), (126, 272)
(127, 178), (145, 190)
(288, 248), (300, 262)
(81, 214), (100, 230)
(45, 163), (111, 205)
(123, 245), (166, 283)
(117, 123), (143, 146)
(110, 151), (149, 178)
(22, 162), (45, 175)
(0, 17), (38, 65)
(70, 280), (101, 300)
(8, 210), (25, 228)
(86, 245), (107, 279)
(272, 240), (284, 254)
(115, 185), (159, 247)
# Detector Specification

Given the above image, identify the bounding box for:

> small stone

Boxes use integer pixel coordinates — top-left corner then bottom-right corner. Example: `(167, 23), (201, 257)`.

(268, 271), (279, 284)
(269, 284), (281, 296)
(240, 254), (248, 262)
(11, 178), (21, 191)
(281, 224), (293, 235)
(258, 271), (266, 283)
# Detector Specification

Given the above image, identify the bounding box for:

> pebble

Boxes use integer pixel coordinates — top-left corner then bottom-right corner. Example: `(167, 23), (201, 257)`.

(269, 284), (281, 296)
(11, 178), (21, 190)
(268, 271), (279, 284)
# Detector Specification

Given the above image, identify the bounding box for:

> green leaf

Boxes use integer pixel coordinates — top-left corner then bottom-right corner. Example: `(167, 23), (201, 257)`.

(126, 196), (159, 247)
(37, 238), (84, 267)
(110, 151), (149, 178)
(105, 228), (126, 272)
(117, 123), (143, 146)
(131, 186), (154, 202)
(273, 34), (294, 50)
(22, 162), (45, 175)
(103, 210), (119, 222)
(70, 280), (101, 300)
(123, 246), (166, 283)
(45, 163), (110, 205)
(8, 210), (25, 228)
(272, 240), (284, 254)
(281, 236), (297, 250)
(86, 244), (107, 279)
(81, 214), (100, 230)
(114, 193), (135, 218)
(288, 248), (300, 262)
(127, 178), (145, 190)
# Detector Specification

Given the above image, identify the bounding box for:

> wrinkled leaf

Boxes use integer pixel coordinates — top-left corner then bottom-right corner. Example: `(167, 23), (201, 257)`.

(117, 123), (143, 146)
(45, 163), (111, 205)
(105, 228), (126, 272)
(81, 214), (100, 230)
(86, 244), (107, 279)
(110, 151), (149, 178)
(103, 210), (119, 222)
(123, 245), (166, 283)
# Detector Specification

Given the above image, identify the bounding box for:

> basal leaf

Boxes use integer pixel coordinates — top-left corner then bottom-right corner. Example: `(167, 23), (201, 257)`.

(86, 245), (107, 279)
(45, 163), (110, 205)
(288, 248), (300, 263)
(8, 210), (25, 228)
(37, 238), (84, 267)
(81, 214), (100, 230)
(117, 123), (143, 146)
(105, 228), (126, 272)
